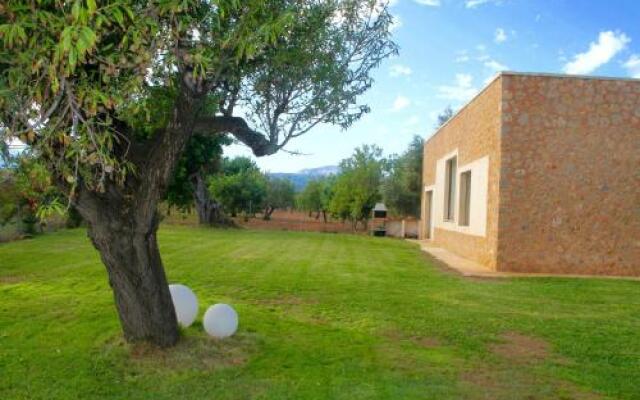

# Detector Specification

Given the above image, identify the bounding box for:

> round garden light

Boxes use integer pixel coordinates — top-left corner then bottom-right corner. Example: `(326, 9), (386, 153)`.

(168, 284), (199, 328)
(203, 304), (238, 338)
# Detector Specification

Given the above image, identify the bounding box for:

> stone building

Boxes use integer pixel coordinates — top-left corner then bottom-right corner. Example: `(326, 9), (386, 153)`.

(420, 72), (640, 276)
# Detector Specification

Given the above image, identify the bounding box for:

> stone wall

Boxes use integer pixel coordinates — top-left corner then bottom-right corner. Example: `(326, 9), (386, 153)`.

(498, 73), (640, 276)
(421, 76), (503, 269)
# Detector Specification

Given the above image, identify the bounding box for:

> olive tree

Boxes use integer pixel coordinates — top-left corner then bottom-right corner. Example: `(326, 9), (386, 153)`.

(263, 177), (295, 220)
(0, 0), (396, 346)
(297, 177), (334, 221)
(208, 156), (266, 218)
(165, 133), (231, 225)
(329, 144), (384, 230)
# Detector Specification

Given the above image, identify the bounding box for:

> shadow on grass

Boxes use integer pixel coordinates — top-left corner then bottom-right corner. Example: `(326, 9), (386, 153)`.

(104, 327), (259, 373)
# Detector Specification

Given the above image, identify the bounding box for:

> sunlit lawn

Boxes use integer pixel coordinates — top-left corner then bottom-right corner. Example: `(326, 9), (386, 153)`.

(0, 226), (638, 399)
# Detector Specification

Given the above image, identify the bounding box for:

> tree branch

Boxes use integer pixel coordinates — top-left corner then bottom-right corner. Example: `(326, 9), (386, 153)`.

(194, 116), (278, 157)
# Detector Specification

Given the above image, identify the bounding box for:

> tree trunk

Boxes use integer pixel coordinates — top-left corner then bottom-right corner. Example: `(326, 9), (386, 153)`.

(59, 80), (260, 347)
(263, 206), (274, 220)
(77, 187), (179, 347)
(192, 171), (229, 225)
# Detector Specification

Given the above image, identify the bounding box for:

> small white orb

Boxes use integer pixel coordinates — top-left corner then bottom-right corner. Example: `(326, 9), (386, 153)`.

(203, 304), (238, 338)
(169, 284), (199, 328)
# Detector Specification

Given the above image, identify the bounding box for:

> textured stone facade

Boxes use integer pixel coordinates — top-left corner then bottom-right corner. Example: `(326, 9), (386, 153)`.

(421, 72), (640, 276)
(498, 73), (640, 276)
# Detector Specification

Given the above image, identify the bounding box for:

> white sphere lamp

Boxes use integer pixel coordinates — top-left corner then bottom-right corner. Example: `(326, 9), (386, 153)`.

(168, 284), (199, 328)
(203, 304), (238, 338)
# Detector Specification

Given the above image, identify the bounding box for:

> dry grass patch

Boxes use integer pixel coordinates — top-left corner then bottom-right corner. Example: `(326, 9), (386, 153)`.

(412, 336), (441, 348)
(106, 331), (258, 372)
(0, 275), (23, 284)
(490, 332), (550, 365)
(460, 366), (602, 400)
(459, 332), (599, 399)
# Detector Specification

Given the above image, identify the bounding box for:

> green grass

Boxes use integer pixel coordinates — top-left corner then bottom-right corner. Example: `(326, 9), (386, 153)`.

(0, 226), (639, 399)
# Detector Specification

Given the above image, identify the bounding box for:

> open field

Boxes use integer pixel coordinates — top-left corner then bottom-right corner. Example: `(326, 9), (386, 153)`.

(0, 226), (639, 399)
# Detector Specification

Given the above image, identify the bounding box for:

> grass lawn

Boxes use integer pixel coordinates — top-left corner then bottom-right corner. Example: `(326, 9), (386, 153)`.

(0, 226), (639, 399)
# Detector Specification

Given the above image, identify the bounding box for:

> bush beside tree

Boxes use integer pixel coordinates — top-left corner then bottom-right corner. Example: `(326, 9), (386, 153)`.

(209, 157), (266, 218)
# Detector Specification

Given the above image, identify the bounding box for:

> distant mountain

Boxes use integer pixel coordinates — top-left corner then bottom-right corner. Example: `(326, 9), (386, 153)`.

(269, 165), (339, 191)
(297, 165), (340, 176)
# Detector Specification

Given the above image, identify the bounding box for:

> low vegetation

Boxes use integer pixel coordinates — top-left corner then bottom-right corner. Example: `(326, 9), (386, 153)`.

(1, 226), (638, 399)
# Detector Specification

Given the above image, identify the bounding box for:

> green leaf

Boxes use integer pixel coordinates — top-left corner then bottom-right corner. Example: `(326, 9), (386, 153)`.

(68, 47), (78, 69)
(111, 7), (124, 27)
(72, 0), (82, 22)
(86, 0), (97, 14)
(59, 27), (73, 54)
(77, 26), (97, 56)
(0, 24), (27, 48)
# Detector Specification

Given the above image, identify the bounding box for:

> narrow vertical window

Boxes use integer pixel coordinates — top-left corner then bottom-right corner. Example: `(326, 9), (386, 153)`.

(459, 171), (471, 226)
(444, 156), (457, 221)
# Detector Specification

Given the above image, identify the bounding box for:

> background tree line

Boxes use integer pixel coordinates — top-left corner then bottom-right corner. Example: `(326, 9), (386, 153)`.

(296, 137), (422, 231)
(166, 133), (427, 231)
(295, 107), (453, 229)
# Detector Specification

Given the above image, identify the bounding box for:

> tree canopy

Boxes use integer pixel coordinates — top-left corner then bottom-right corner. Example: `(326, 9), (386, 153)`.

(1, 0), (397, 192)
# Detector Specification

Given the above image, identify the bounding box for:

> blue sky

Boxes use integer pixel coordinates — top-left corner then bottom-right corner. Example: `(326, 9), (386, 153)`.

(227, 0), (640, 172)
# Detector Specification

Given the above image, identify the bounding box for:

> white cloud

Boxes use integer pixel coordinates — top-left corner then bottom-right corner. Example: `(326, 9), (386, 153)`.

(389, 64), (413, 77)
(476, 44), (487, 52)
(391, 95), (411, 111)
(563, 31), (630, 75)
(414, 0), (441, 6)
(623, 54), (640, 78)
(438, 74), (478, 102)
(465, 0), (501, 8)
(494, 28), (507, 43)
(484, 59), (508, 71)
